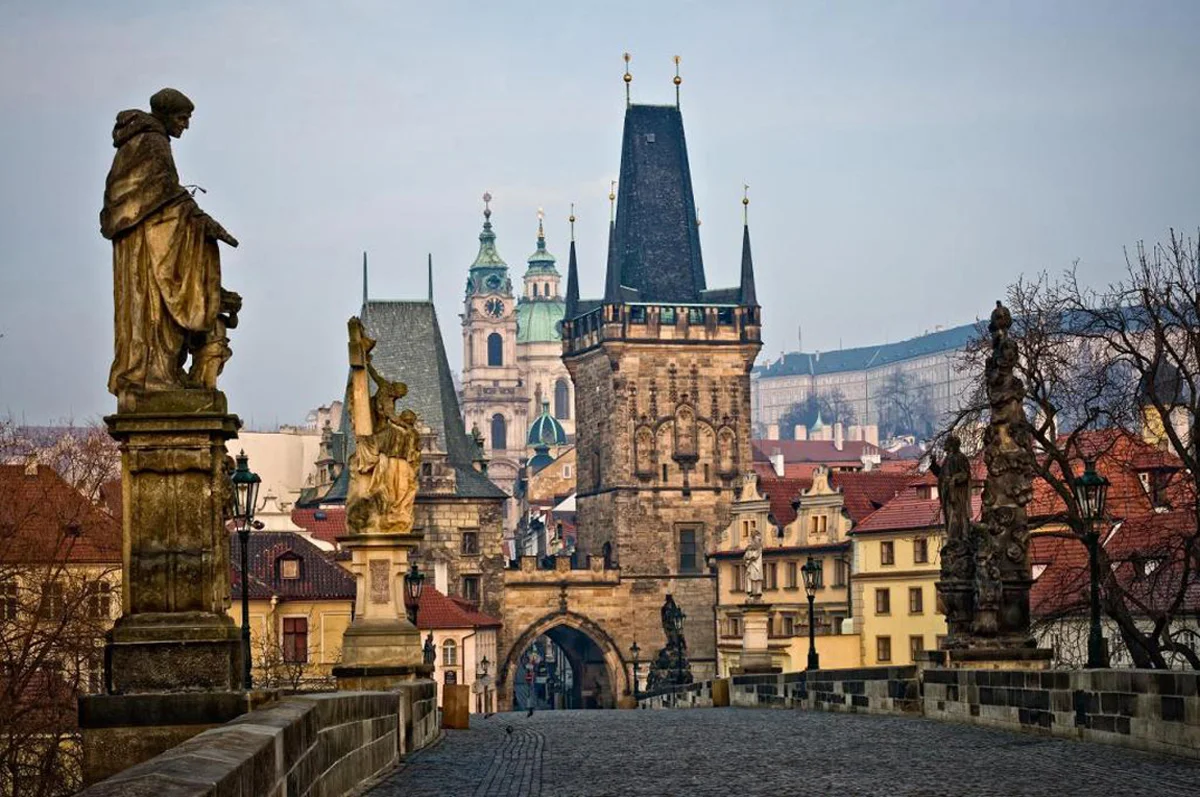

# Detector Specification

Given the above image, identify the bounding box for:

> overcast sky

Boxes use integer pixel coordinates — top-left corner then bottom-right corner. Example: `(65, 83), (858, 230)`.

(2, 1), (1198, 428)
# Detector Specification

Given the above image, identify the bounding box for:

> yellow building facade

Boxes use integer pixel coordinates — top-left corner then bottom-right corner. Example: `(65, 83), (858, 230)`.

(851, 481), (949, 667)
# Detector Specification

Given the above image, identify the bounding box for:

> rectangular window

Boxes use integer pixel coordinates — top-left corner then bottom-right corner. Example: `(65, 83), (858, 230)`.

(562, 464), (572, 478)
(660, 307), (677, 325)
(462, 576), (480, 603)
(732, 564), (745, 592)
(909, 635), (925, 662)
(1, 581), (18, 621)
(717, 308), (734, 325)
(282, 617), (308, 664)
(87, 581), (113, 620)
(786, 561), (798, 589)
(461, 531), (479, 555)
(678, 529), (699, 573)
(832, 559), (848, 588)
(38, 581), (64, 620)
(630, 306), (647, 324)
(909, 587), (924, 614)
(728, 616), (741, 636)
(280, 559), (300, 580)
(881, 541), (895, 566)
(875, 588), (891, 615)
(913, 538), (928, 564)
(662, 463), (669, 482)
(766, 562), (777, 590)
(935, 635), (948, 650)
(782, 616), (795, 636)
(876, 636), (892, 663)
(687, 307), (704, 325)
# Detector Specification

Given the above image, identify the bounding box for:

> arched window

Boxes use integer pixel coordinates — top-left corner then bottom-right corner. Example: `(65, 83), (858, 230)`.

(491, 414), (507, 452)
(533, 283), (539, 297)
(487, 333), (503, 366)
(554, 378), (570, 420)
(442, 639), (458, 666)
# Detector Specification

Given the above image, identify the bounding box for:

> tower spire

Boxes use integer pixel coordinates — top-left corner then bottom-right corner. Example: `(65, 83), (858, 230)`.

(673, 55), (682, 108)
(740, 187), (757, 307)
(623, 52), (632, 107)
(566, 205), (580, 320)
(362, 251), (368, 307)
(427, 253), (433, 301)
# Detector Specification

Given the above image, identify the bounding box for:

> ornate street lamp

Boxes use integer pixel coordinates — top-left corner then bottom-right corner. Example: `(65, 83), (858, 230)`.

(403, 561), (425, 625)
(477, 655), (491, 714)
(802, 556), (822, 671)
(229, 450), (261, 690)
(1073, 459), (1110, 669)
(629, 640), (641, 699)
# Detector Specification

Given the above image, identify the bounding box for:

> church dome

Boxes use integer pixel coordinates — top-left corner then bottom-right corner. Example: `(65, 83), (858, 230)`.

(516, 299), (565, 343)
(527, 401), (568, 447)
(525, 210), (559, 275)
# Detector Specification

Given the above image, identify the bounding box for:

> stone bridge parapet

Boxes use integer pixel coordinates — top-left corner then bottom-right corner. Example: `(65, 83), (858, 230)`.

(78, 684), (438, 797)
(640, 666), (1200, 761)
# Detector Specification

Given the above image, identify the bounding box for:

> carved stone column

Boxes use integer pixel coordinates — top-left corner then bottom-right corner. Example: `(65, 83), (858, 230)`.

(736, 602), (779, 674)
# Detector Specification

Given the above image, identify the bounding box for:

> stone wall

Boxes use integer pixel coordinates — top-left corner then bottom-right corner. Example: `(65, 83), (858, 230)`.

(641, 667), (1200, 761)
(78, 684), (439, 797)
(415, 496), (505, 619)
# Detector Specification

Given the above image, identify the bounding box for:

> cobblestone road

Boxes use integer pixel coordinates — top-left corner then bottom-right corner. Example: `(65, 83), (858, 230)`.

(371, 709), (1200, 797)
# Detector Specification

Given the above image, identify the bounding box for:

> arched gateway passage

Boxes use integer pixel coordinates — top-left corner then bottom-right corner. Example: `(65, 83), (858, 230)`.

(499, 611), (631, 710)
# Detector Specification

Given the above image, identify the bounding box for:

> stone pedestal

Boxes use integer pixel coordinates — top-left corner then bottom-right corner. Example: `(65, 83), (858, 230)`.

(80, 392), (249, 784)
(928, 647), (1053, 670)
(736, 602), (780, 674)
(333, 532), (432, 689)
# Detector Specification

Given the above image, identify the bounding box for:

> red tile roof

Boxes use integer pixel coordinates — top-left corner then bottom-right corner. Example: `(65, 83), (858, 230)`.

(852, 485), (983, 534)
(754, 469), (918, 528)
(231, 531), (355, 601)
(417, 587), (501, 630)
(291, 506), (347, 548)
(0, 465), (121, 564)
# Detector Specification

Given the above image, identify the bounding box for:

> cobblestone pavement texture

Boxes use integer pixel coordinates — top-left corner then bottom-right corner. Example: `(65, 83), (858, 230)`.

(370, 708), (1200, 797)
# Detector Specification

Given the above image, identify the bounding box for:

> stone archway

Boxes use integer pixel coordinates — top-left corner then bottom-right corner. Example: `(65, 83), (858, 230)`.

(498, 610), (631, 710)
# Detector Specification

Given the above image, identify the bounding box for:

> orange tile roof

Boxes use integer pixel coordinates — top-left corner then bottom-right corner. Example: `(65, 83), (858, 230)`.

(291, 506), (347, 547)
(417, 586), (501, 630)
(0, 465), (121, 564)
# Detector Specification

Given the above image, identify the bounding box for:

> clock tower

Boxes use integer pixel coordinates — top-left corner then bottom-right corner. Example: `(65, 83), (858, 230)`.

(461, 193), (526, 531)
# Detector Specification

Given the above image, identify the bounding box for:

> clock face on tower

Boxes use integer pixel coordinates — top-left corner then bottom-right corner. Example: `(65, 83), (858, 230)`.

(485, 298), (505, 318)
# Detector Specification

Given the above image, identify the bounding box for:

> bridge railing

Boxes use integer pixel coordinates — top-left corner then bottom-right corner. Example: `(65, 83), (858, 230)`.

(77, 685), (438, 797)
(638, 666), (1200, 761)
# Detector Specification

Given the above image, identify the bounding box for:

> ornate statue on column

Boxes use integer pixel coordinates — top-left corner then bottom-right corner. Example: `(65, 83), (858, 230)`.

(933, 300), (1048, 666)
(101, 88), (242, 411)
(743, 528), (764, 602)
(346, 316), (421, 535)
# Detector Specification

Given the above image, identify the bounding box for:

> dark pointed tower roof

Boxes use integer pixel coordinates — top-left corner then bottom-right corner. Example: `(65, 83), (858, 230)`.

(739, 222), (757, 307)
(603, 104), (706, 304)
(564, 217), (580, 320)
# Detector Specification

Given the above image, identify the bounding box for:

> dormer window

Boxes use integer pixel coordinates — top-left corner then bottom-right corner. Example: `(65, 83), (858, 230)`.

(277, 555), (302, 581)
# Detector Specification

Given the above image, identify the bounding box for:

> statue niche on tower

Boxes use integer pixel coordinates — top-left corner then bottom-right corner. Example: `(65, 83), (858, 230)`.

(102, 88), (242, 411)
(346, 316), (422, 535)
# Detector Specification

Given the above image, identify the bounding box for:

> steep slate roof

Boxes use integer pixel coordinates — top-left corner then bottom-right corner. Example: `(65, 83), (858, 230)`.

(0, 465), (121, 564)
(417, 586), (502, 630)
(604, 104), (706, 304)
(759, 321), (979, 378)
(333, 300), (505, 502)
(230, 531), (355, 602)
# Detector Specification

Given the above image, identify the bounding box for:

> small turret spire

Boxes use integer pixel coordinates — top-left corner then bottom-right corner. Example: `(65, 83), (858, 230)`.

(565, 208), (580, 320)
(361, 251), (368, 307)
(569, 203), (576, 241)
(427, 253), (433, 301)
(740, 187), (757, 307)
(536, 207), (545, 246)
(673, 55), (682, 108)
(623, 53), (632, 107)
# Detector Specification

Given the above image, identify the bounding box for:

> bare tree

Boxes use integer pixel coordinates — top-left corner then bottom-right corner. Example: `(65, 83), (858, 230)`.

(777, 388), (857, 438)
(939, 232), (1200, 669)
(0, 419), (121, 796)
(876, 370), (938, 440)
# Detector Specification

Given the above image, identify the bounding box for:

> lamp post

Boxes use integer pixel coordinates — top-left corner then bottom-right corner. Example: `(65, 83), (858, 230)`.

(802, 555), (821, 671)
(1073, 459), (1111, 669)
(629, 640), (641, 699)
(229, 450), (261, 691)
(477, 655), (490, 714)
(403, 561), (425, 626)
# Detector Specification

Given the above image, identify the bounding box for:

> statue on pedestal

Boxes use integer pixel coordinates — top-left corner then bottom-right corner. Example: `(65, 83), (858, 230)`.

(647, 594), (692, 690)
(346, 317), (421, 535)
(101, 88), (241, 409)
(743, 528), (764, 601)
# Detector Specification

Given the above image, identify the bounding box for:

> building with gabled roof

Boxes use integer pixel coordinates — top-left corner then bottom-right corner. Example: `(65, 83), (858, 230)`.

(416, 586), (502, 713)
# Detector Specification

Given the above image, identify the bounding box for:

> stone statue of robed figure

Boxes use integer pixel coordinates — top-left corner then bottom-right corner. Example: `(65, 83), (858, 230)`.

(101, 88), (240, 409)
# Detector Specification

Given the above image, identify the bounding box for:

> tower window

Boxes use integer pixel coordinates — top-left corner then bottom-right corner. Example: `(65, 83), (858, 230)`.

(554, 379), (571, 420)
(491, 414), (507, 452)
(533, 283), (539, 297)
(487, 333), (503, 366)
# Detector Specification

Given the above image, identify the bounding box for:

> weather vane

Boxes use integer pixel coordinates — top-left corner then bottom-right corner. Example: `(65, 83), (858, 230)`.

(623, 52), (632, 106)
(673, 55), (682, 107)
(569, 203), (576, 240)
(743, 183), (750, 225)
(609, 180), (617, 224)
(483, 191), (492, 219)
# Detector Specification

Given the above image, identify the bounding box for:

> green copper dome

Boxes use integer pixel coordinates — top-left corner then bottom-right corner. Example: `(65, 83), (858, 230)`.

(527, 401), (567, 446)
(525, 215), (560, 275)
(516, 298), (565, 343)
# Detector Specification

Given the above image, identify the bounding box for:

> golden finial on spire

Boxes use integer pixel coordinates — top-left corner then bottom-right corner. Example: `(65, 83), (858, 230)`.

(537, 207), (545, 240)
(482, 191), (492, 219)
(569, 203), (576, 240)
(673, 55), (682, 107)
(609, 180), (617, 224)
(743, 183), (750, 225)
(623, 52), (632, 106)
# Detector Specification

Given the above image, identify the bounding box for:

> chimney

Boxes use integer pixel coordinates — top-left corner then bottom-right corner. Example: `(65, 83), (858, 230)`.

(766, 423), (780, 441)
(770, 449), (785, 477)
(833, 422), (844, 451)
(23, 456), (37, 478)
(793, 424), (808, 441)
(847, 425), (862, 442)
(864, 424), (880, 447)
